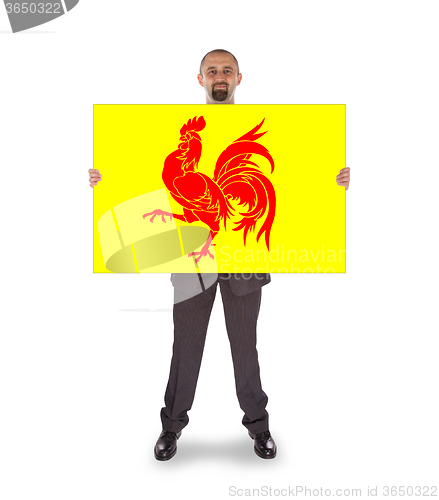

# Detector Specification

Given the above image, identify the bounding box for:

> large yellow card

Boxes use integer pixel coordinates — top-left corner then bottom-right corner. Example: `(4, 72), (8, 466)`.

(93, 105), (345, 273)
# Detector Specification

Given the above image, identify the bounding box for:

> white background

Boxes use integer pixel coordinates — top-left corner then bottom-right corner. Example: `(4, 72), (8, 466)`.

(1, 1), (438, 498)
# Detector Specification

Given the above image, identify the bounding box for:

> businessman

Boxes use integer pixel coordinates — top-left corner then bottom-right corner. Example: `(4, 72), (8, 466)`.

(89, 49), (351, 461)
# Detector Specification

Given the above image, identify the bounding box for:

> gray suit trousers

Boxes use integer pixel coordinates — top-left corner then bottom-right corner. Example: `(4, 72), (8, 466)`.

(160, 273), (270, 434)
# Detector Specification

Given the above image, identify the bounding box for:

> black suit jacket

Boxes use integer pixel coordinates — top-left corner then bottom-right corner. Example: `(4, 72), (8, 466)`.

(170, 273), (270, 296)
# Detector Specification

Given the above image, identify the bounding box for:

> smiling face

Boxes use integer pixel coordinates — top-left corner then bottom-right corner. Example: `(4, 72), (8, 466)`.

(197, 52), (242, 104)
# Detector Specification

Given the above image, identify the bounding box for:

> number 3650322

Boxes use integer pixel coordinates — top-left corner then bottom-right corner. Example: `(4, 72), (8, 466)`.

(5, 3), (62, 14)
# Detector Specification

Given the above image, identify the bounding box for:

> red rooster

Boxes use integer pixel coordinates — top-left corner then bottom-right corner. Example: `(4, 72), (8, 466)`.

(143, 116), (276, 263)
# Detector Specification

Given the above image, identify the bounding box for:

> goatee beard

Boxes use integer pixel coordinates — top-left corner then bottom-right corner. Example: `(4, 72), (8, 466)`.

(212, 87), (228, 102)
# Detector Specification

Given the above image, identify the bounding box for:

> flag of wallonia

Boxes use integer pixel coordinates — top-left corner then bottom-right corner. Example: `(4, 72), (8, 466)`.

(94, 105), (345, 274)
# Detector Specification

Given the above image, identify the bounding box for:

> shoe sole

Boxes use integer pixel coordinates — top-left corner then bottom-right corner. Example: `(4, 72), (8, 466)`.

(154, 447), (177, 461)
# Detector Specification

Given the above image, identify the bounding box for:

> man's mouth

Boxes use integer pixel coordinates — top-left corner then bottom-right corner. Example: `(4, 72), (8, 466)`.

(214, 85), (227, 89)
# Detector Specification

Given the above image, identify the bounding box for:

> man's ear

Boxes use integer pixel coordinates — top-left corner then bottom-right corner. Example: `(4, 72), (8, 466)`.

(197, 74), (204, 87)
(237, 73), (242, 86)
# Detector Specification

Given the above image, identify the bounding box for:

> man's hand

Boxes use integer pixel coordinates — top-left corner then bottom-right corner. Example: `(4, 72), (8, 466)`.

(336, 167), (350, 190)
(89, 169), (102, 188)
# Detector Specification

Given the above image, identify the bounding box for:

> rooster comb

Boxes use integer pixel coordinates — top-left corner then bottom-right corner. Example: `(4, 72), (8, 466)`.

(180, 116), (206, 136)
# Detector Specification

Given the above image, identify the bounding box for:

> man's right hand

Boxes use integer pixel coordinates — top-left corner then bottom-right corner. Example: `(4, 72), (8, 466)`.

(89, 169), (102, 188)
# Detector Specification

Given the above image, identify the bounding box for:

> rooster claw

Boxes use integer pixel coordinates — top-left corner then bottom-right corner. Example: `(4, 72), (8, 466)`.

(142, 209), (173, 223)
(188, 245), (215, 263)
(188, 253), (215, 263)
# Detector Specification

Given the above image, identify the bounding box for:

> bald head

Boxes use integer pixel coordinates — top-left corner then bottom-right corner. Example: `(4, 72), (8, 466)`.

(198, 49), (242, 104)
(199, 49), (240, 77)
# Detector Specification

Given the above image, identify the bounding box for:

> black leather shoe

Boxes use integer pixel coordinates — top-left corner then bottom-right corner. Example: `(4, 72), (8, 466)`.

(249, 430), (277, 459)
(154, 430), (182, 461)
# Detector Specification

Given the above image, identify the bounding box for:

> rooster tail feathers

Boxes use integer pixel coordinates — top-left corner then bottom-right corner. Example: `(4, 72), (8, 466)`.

(231, 187), (276, 250)
(226, 170), (276, 250)
(180, 116), (206, 136)
(212, 119), (274, 182)
(213, 142), (275, 182)
(232, 218), (258, 247)
(209, 118), (276, 250)
(255, 179), (276, 250)
(234, 118), (267, 143)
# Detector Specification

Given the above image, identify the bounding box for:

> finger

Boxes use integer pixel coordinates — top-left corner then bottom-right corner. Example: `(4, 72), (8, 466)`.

(337, 173), (350, 180)
(88, 169), (100, 173)
(339, 167), (350, 173)
(337, 179), (350, 185)
(338, 181), (349, 187)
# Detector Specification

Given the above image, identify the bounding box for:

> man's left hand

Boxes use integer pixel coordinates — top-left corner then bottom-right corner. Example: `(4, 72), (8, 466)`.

(336, 167), (350, 190)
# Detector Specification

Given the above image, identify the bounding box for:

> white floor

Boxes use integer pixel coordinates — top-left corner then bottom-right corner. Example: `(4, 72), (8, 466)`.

(1, 270), (437, 499)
